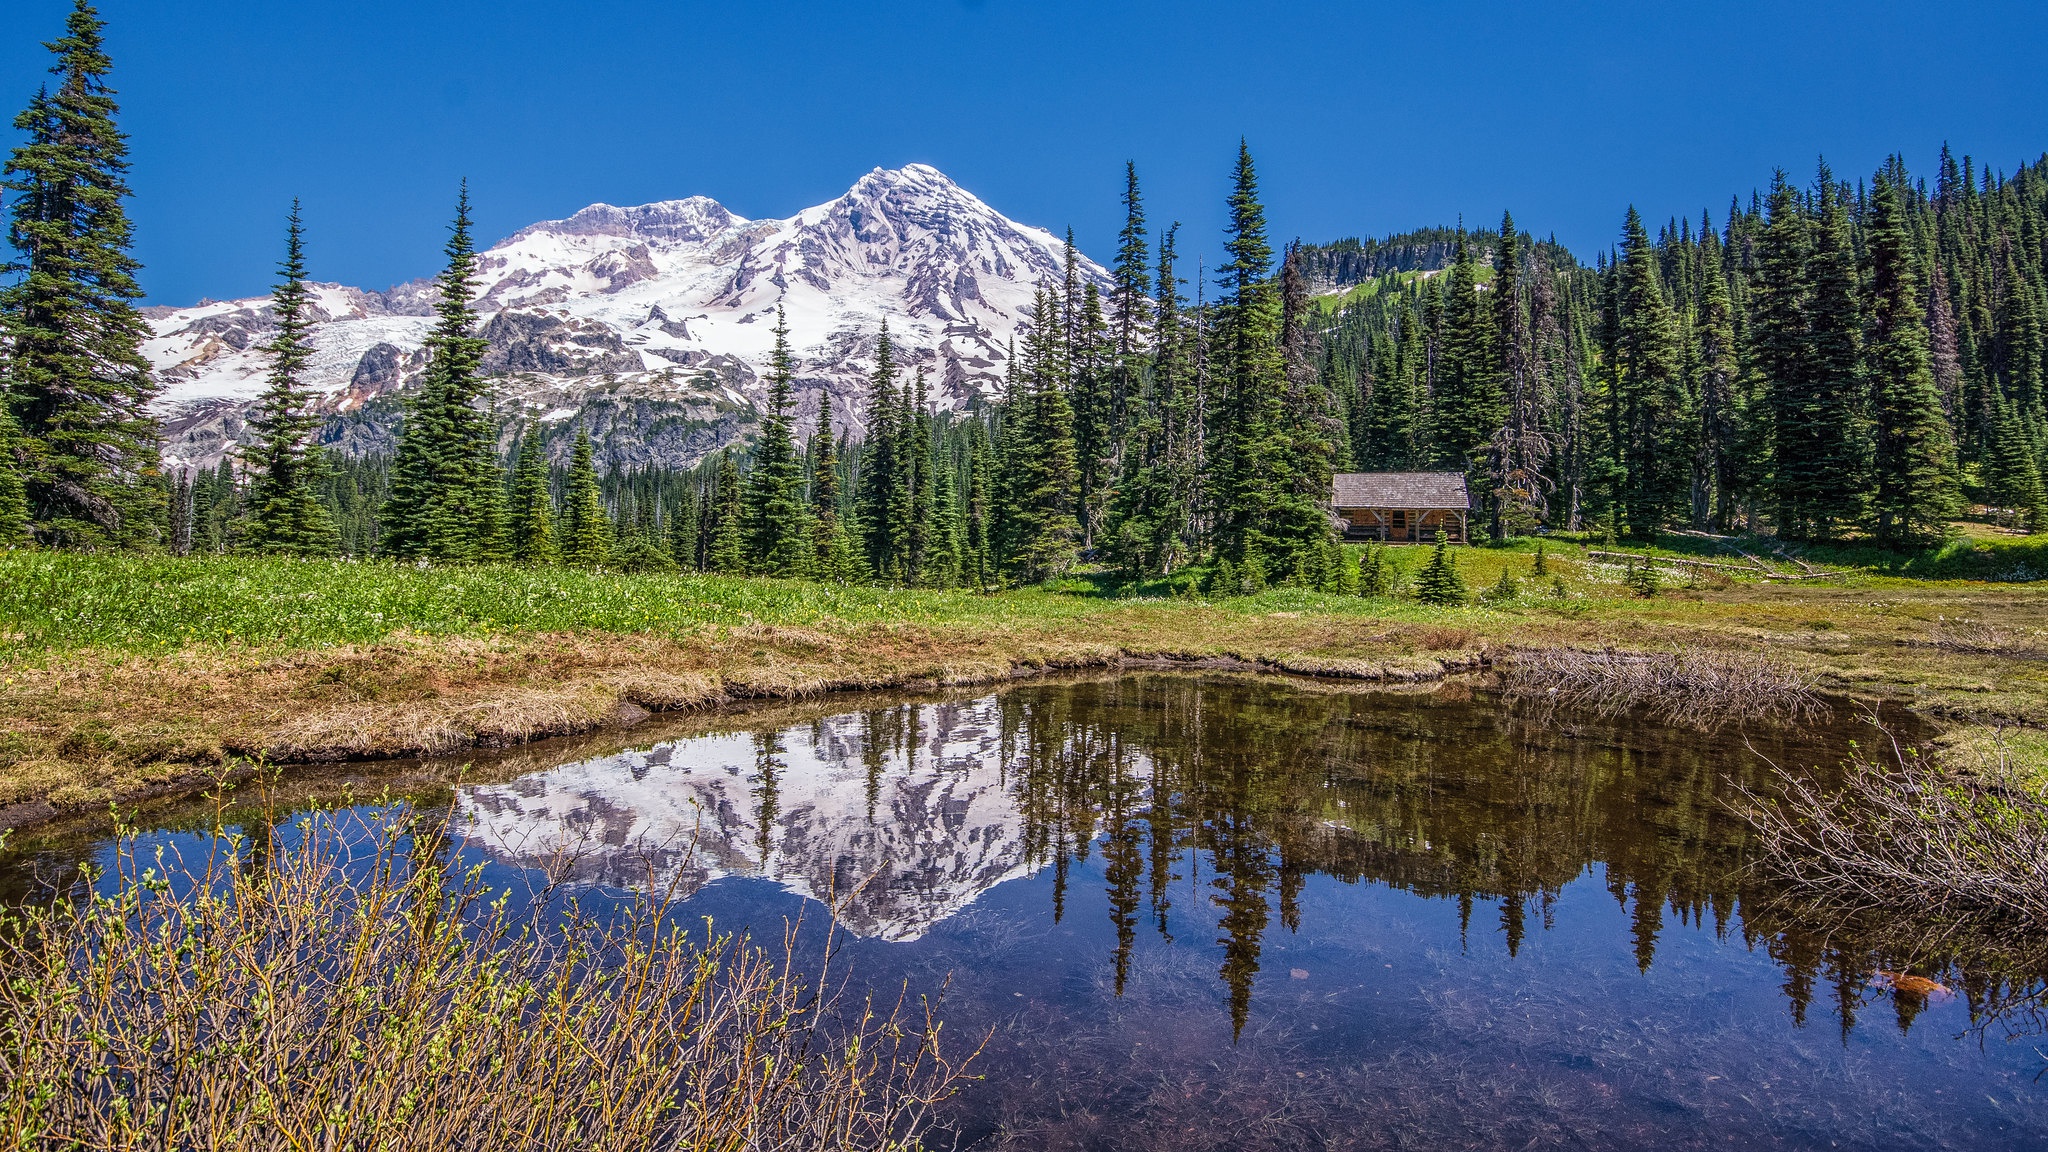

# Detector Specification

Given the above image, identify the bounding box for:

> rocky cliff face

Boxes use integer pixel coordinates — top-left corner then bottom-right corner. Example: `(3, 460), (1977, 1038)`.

(144, 165), (1108, 471)
(453, 698), (1089, 942)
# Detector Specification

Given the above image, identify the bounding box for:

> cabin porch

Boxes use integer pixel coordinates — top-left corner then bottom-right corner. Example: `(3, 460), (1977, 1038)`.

(1338, 507), (1468, 544)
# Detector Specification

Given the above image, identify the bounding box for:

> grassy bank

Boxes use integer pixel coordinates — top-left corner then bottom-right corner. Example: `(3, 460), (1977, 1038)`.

(6, 543), (2048, 821)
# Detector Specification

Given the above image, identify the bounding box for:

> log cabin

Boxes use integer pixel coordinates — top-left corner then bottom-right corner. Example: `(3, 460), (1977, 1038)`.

(1333, 472), (1471, 543)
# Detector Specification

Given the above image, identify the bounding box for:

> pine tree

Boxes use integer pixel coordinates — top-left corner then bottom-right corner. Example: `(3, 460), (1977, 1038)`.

(706, 448), (746, 574)
(1614, 207), (1688, 537)
(743, 307), (814, 576)
(506, 425), (556, 562)
(1413, 530), (1466, 605)
(1, 2), (163, 547)
(1213, 141), (1289, 567)
(381, 183), (504, 561)
(1864, 171), (1961, 548)
(243, 201), (338, 556)
(560, 428), (608, 565)
(1007, 286), (1081, 583)
(1985, 391), (2047, 531)
(807, 410), (855, 582)
(1753, 172), (1822, 538)
(667, 482), (701, 570)
(1694, 218), (1741, 531)
(1430, 229), (1502, 474)
(963, 417), (995, 588)
(855, 322), (902, 581)
(1490, 211), (1549, 536)
(1802, 164), (1870, 536)
(1274, 242), (1337, 565)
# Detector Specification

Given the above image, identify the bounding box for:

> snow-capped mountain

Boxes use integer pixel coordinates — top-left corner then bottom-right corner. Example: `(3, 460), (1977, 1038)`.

(453, 697), (1106, 942)
(143, 164), (1109, 470)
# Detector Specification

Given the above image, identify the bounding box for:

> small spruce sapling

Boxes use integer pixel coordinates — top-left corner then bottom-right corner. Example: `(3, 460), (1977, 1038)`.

(1414, 529), (1466, 605)
(1624, 554), (1660, 597)
(1358, 541), (1394, 597)
(1484, 566), (1519, 604)
(1532, 541), (1548, 576)
(1206, 557), (1239, 598)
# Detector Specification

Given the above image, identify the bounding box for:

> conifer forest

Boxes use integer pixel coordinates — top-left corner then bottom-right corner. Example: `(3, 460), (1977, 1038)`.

(5, 4), (2043, 587)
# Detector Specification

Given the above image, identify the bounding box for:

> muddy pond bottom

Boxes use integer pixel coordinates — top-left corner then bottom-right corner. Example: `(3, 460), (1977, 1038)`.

(15, 673), (2047, 1149)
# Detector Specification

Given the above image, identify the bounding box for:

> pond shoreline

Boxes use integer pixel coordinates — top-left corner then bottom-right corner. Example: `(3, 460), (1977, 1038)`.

(0, 646), (1495, 834)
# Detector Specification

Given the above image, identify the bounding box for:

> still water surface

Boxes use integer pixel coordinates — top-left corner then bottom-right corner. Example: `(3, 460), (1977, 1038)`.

(8, 673), (2045, 1149)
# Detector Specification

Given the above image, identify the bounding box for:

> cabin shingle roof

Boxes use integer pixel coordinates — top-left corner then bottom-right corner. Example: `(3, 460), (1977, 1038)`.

(1332, 471), (1470, 509)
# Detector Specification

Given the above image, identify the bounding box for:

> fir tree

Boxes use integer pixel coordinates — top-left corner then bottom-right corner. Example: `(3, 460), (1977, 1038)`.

(1, 1), (162, 547)
(243, 201), (338, 556)
(1864, 172), (1961, 548)
(1213, 141), (1289, 568)
(506, 425), (556, 563)
(1693, 218), (1741, 531)
(1753, 172), (1822, 538)
(744, 307), (814, 576)
(1007, 286), (1081, 583)
(1802, 164), (1870, 536)
(706, 448), (746, 573)
(1358, 540), (1394, 597)
(560, 428), (609, 566)
(667, 482), (701, 570)
(1985, 391), (2047, 531)
(1274, 242), (1337, 564)
(1413, 530), (1466, 605)
(1430, 229), (1502, 473)
(1110, 162), (1151, 450)
(807, 410), (855, 581)
(855, 322), (903, 581)
(963, 417), (995, 588)
(381, 183), (504, 561)
(1614, 207), (1688, 536)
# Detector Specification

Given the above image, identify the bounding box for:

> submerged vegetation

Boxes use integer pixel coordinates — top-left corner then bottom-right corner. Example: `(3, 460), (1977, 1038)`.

(1744, 729), (2048, 932)
(0, 800), (974, 1149)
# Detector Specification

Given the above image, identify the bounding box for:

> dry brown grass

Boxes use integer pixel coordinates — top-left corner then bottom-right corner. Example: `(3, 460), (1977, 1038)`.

(0, 800), (977, 1150)
(11, 572), (2048, 825)
(1501, 645), (1828, 729)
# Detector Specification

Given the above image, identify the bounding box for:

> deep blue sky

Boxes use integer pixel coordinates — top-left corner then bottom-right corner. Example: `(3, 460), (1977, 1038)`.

(2, 0), (2044, 305)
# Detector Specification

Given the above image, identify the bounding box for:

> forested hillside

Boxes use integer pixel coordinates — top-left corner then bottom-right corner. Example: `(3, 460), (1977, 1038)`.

(1316, 150), (2046, 549)
(4, 6), (2044, 584)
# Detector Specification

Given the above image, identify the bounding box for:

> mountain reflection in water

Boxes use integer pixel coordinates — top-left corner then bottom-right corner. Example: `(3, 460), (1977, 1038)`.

(10, 671), (2043, 1149)
(452, 673), (2003, 1043)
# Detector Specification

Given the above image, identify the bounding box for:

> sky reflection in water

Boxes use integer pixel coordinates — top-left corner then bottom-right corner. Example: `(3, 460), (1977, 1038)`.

(13, 673), (2046, 1149)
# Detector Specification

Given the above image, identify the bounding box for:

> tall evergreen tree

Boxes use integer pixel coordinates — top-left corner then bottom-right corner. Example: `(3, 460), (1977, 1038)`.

(1110, 162), (1151, 451)
(807, 410), (855, 581)
(1802, 164), (1870, 536)
(1274, 242), (1337, 566)
(1, 1), (162, 547)
(560, 427), (608, 565)
(1693, 218), (1741, 530)
(380, 184), (504, 561)
(243, 201), (338, 556)
(1489, 211), (1550, 536)
(1614, 207), (1689, 536)
(1864, 172), (1961, 547)
(506, 425), (556, 562)
(1007, 286), (1081, 582)
(855, 322), (903, 581)
(1754, 171), (1823, 538)
(1212, 141), (1289, 566)
(705, 448), (746, 574)
(1430, 229), (1502, 474)
(743, 307), (814, 576)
